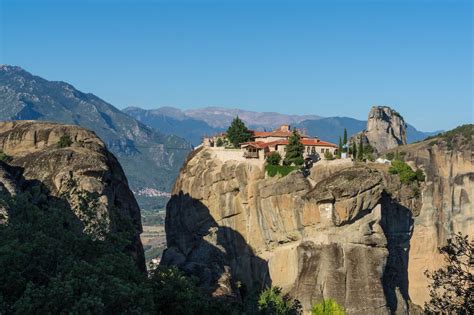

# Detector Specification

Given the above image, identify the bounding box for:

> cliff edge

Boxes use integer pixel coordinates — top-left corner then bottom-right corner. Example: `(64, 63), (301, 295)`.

(0, 121), (145, 270)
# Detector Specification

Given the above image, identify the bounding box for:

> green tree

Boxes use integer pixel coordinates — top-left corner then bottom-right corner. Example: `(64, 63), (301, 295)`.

(57, 135), (73, 148)
(337, 137), (342, 158)
(226, 116), (252, 148)
(424, 233), (473, 314)
(267, 152), (282, 166)
(351, 142), (357, 159)
(216, 137), (224, 147)
(343, 128), (348, 152)
(258, 287), (302, 315)
(311, 299), (345, 315)
(357, 137), (364, 161)
(283, 130), (304, 166)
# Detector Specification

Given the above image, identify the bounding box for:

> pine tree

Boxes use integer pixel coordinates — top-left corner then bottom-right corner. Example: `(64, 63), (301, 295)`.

(357, 136), (364, 161)
(343, 128), (348, 152)
(283, 130), (305, 166)
(337, 136), (342, 158)
(226, 116), (251, 148)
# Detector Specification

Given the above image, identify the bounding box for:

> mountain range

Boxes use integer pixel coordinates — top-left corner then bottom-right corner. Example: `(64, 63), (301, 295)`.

(0, 65), (192, 210)
(0, 65), (440, 211)
(124, 106), (440, 145)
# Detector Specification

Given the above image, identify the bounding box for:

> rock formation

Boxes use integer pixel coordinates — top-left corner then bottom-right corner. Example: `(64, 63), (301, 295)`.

(351, 106), (407, 152)
(0, 121), (145, 270)
(162, 124), (472, 314)
(162, 148), (419, 314)
(383, 126), (473, 306)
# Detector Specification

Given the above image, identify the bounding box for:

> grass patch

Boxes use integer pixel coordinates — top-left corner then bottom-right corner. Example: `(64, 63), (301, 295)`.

(265, 164), (299, 177)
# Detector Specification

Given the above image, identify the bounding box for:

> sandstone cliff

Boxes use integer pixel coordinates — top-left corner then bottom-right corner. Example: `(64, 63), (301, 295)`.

(162, 146), (433, 314)
(383, 126), (473, 306)
(0, 121), (145, 270)
(351, 106), (407, 153)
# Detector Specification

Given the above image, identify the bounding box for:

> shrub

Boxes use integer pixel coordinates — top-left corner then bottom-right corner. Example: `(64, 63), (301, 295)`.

(267, 152), (282, 166)
(324, 151), (335, 160)
(257, 287), (302, 315)
(265, 165), (299, 177)
(216, 137), (224, 147)
(57, 135), (73, 148)
(0, 151), (10, 162)
(389, 160), (425, 185)
(311, 299), (345, 315)
(385, 152), (395, 160)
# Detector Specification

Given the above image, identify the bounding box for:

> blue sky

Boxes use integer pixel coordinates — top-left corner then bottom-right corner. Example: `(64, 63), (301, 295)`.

(1, 0), (472, 131)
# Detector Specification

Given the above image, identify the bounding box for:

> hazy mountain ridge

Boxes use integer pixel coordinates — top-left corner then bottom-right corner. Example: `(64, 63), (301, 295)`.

(0, 65), (192, 209)
(126, 106), (440, 145)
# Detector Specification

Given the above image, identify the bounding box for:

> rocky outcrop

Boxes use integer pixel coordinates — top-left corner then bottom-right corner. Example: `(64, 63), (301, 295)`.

(162, 147), (423, 314)
(383, 127), (473, 306)
(162, 124), (472, 313)
(0, 121), (145, 270)
(352, 106), (407, 153)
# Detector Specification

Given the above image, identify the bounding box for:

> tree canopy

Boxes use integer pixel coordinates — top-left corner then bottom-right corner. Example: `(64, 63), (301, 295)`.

(424, 233), (473, 314)
(226, 116), (252, 148)
(283, 130), (304, 166)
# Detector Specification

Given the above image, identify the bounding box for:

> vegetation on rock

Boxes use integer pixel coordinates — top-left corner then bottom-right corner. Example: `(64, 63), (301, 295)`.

(216, 137), (224, 147)
(324, 151), (335, 160)
(424, 233), (473, 314)
(265, 165), (299, 177)
(267, 151), (282, 166)
(57, 134), (73, 148)
(257, 287), (302, 315)
(226, 116), (252, 148)
(389, 160), (425, 184)
(311, 299), (345, 315)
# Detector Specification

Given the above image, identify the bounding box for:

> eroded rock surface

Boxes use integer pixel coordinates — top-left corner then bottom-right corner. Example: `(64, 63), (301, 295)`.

(351, 106), (407, 153)
(162, 147), (423, 314)
(0, 121), (145, 270)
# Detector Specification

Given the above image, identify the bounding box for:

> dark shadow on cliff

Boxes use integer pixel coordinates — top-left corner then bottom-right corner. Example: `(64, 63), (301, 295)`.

(380, 191), (414, 314)
(161, 192), (271, 300)
(0, 161), (146, 271)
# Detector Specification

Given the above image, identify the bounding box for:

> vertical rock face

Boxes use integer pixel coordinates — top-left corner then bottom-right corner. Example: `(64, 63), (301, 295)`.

(0, 121), (146, 270)
(163, 125), (472, 313)
(385, 128), (473, 306)
(162, 147), (423, 314)
(352, 106), (407, 153)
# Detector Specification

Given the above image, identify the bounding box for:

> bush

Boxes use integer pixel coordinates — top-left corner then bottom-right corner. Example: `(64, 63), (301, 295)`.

(57, 135), (73, 148)
(216, 137), (224, 147)
(311, 299), (345, 315)
(385, 152), (395, 160)
(389, 160), (425, 185)
(265, 165), (299, 177)
(267, 152), (282, 166)
(324, 151), (335, 160)
(258, 287), (302, 315)
(0, 151), (10, 162)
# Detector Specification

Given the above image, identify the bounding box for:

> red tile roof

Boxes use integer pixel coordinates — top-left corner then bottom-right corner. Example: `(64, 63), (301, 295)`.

(241, 139), (337, 149)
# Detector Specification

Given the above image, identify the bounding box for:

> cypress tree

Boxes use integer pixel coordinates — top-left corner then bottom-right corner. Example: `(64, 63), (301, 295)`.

(283, 130), (305, 166)
(337, 136), (343, 158)
(357, 136), (364, 161)
(342, 128), (347, 145)
(352, 141), (357, 159)
(226, 116), (251, 148)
